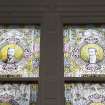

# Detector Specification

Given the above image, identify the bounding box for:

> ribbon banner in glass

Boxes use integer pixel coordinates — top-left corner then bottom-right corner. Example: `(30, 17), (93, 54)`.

(0, 26), (40, 77)
(64, 25), (105, 77)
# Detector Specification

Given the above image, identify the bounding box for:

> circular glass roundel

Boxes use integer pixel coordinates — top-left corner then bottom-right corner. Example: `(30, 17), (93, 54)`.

(80, 44), (104, 62)
(90, 103), (105, 105)
(0, 44), (24, 63)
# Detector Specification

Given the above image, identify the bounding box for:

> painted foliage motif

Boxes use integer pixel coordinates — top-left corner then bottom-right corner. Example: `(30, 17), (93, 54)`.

(64, 25), (105, 77)
(0, 26), (40, 77)
(65, 83), (105, 105)
(0, 84), (38, 105)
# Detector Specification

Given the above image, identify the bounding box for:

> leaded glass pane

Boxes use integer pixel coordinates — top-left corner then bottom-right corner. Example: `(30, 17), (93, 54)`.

(0, 83), (38, 105)
(65, 83), (105, 105)
(64, 25), (105, 77)
(0, 25), (40, 77)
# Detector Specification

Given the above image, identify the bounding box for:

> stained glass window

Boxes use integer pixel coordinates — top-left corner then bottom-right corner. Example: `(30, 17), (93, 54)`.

(0, 25), (40, 77)
(65, 83), (105, 105)
(64, 25), (105, 77)
(0, 83), (38, 105)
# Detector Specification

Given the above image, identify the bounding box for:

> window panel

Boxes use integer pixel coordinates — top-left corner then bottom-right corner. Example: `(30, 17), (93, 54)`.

(0, 83), (38, 105)
(64, 25), (105, 77)
(0, 25), (40, 77)
(65, 83), (105, 105)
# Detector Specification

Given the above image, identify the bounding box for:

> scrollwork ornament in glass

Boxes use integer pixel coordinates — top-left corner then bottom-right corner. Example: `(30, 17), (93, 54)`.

(0, 83), (38, 105)
(64, 25), (105, 77)
(65, 83), (105, 105)
(0, 25), (40, 77)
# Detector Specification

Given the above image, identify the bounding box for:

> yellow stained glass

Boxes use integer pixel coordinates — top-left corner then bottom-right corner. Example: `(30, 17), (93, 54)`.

(90, 103), (105, 105)
(80, 44), (104, 62)
(0, 44), (24, 61)
(64, 25), (105, 77)
(0, 26), (40, 77)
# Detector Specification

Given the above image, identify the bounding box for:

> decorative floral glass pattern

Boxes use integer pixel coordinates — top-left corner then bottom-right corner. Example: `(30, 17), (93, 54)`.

(65, 83), (105, 105)
(64, 25), (105, 77)
(0, 25), (40, 77)
(0, 83), (38, 105)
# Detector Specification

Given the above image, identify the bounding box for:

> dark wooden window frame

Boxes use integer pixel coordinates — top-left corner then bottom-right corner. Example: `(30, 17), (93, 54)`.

(0, 0), (105, 105)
